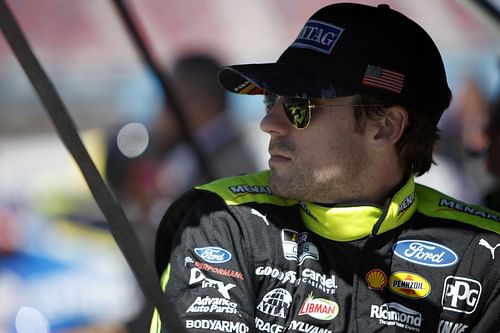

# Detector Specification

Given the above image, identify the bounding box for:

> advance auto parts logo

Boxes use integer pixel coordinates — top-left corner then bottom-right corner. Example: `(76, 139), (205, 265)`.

(389, 272), (431, 299)
(298, 293), (339, 320)
(371, 302), (422, 332)
(393, 240), (458, 267)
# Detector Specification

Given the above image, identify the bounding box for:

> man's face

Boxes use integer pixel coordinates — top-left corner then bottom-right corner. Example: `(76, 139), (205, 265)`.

(260, 95), (375, 204)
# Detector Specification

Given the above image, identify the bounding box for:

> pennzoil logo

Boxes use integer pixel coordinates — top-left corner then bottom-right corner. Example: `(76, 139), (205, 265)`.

(389, 272), (431, 299)
(298, 293), (339, 320)
(366, 269), (387, 290)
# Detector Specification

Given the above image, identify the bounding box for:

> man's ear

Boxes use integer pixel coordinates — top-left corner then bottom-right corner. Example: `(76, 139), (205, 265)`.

(372, 105), (409, 147)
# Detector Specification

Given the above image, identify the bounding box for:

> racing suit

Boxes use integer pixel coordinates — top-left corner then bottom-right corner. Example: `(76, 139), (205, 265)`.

(151, 171), (500, 333)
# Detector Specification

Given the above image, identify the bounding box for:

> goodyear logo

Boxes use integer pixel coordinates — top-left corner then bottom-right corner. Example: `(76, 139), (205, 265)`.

(389, 272), (431, 299)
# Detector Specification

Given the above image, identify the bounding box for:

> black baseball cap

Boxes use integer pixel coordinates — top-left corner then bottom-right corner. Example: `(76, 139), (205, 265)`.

(218, 3), (452, 125)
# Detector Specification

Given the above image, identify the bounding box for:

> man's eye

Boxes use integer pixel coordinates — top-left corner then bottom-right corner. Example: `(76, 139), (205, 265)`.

(263, 95), (278, 113)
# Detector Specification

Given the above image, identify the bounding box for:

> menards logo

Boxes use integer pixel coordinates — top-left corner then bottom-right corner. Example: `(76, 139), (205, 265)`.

(298, 293), (339, 320)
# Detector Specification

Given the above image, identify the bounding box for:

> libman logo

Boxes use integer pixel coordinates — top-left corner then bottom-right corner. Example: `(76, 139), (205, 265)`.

(371, 302), (422, 332)
(389, 272), (431, 299)
(298, 293), (339, 320)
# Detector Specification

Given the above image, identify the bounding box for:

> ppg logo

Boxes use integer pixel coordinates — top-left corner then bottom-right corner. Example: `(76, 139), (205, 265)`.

(442, 276), (482, 314)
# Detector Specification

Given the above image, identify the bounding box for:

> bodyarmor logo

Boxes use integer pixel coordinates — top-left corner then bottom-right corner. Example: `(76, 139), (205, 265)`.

(257, 288), (292, 318)
(291, 19), (344, 54)
(442, 276), (482, 314)
(393, 240), (458, 267)
(281, 229), (319, 264)
(370, 302), (422, 332)
(438, 320), (469, 333)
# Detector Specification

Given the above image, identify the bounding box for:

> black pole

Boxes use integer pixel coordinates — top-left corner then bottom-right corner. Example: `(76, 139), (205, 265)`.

(111, 0), (215, 181)
(0, 2), (186, 332)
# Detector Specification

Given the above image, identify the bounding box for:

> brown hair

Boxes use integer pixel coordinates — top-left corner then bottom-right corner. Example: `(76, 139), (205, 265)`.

(353, 94), (440, 176)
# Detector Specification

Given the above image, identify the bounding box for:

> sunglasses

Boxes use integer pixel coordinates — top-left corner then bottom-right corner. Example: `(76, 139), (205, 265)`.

(264, 94), (385, 130)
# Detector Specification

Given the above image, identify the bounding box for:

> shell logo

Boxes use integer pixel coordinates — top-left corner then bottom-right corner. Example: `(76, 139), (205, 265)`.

(366, 269), (387, 290)
(389, 271), (431, 299)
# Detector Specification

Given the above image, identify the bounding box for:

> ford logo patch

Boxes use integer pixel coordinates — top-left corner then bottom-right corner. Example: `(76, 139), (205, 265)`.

(393, 240), (458, 267)
(194, 247), (232, 264)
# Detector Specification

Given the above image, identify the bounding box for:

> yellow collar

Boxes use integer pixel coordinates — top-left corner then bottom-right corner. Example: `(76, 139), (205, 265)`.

(301, 176), (417, 241)
(197, 171), (417, 242)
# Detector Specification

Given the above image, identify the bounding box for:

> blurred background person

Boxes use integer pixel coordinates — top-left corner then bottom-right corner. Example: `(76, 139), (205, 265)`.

(484, 93), (500, 211)
(105, 51), (259, 333)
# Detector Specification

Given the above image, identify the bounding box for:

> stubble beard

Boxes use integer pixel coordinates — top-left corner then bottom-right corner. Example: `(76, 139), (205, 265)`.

(269, 145), (370, 204)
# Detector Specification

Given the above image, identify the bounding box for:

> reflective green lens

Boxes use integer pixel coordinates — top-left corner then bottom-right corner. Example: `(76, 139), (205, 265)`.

(283, 99), (311, 129)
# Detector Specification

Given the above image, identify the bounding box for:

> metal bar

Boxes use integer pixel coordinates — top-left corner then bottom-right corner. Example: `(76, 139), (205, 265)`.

(111, 0), (215, 181)
(0, 1), (186, 332)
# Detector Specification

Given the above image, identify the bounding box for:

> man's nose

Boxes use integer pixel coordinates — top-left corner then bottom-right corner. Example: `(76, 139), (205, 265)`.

(260, 102), (291, 136)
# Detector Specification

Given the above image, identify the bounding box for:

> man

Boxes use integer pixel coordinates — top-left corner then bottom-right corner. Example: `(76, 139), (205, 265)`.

(151, 3), (500, 332)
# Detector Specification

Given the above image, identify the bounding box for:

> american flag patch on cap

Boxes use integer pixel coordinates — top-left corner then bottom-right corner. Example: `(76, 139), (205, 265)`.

(362, 65), (405, 93)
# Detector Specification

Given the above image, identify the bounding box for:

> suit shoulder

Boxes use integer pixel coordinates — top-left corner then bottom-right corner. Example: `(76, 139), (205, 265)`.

(195, 170), (297, 207)
(416, 183), (500, 235)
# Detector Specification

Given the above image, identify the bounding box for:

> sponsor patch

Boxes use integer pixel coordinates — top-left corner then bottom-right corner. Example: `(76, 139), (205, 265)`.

(366, 269), (387, 290)
(442, 276), (482, 314)
(186, 296), (238, 314)
(255, 266), (337, 294)
(255, 266), (297, 284)
(370, 302), (422, 332)
(478, 238), (500, 260)
(281, 229), (319, 264)
(393, 240), (458, 267)
(189, 268), (236, 299)
(298, 293), (339, 320)
(186, 319), (249, 333)
(288, 320), (333, 333)
(438, 198), (500, 222)
(194, 261), (244, 280)
(438, 320), (469, 333)
(257, 288), (292, 318)
(229, 184), (271, 196)
(291, 19), (344, 54)
(254, 317), (285, 333)
(194, 246), (232, 264)
(399, 192), (416, 215)
(389, 272), (431, 299)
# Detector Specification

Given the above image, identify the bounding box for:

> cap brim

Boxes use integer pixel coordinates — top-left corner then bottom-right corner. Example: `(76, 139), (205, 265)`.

(218, 63), (353, 98)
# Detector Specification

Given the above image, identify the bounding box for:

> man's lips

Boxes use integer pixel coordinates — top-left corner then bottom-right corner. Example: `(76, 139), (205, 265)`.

(268, 150), (292, 162)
